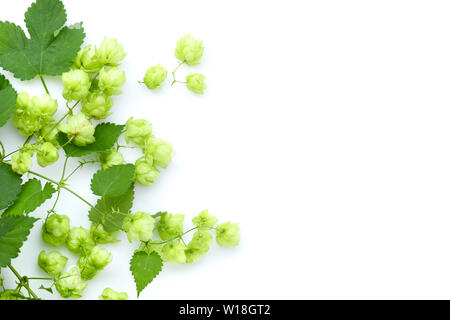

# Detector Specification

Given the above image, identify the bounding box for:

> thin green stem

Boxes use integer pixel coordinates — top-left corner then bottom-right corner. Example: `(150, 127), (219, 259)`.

(8, 264), (39, 300)
(0, 140), (5, 157)
(171, 61), (185, 86)
(39, 75), (50, 95)
(144, 227), (199, 245)
(42, 100), (80, 140)
(46, 157), (69, 221)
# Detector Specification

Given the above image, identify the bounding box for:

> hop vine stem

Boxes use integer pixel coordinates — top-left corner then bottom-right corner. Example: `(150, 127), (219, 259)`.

(8, 264), (39, 300)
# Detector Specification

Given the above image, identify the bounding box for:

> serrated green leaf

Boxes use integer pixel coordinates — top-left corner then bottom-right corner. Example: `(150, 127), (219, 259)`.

(90, 164), (135, 197)
(130, 251), (163, 297)
(3, 179), (56, 216)
(0, 163), (22, 210)
(0, 0), (85, 80)
(89, 185), (134, 232)
(0, 215), (38, 267)
(0, 73), (17, 128)
(58, 123), (125, 157)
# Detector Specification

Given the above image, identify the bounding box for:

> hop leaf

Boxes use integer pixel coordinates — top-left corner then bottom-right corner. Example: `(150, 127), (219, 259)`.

(0, 215), (38, 267)
(0, 73), (17, 128)
(130, 251), (163, 297)
(3, 179), (55, 216)
(0, 0), (85, 80)
(0, 163), (22, 210)
(89, 185), (134, 232)
(90, 164), (135, 197)
(58, 122), (124, 157)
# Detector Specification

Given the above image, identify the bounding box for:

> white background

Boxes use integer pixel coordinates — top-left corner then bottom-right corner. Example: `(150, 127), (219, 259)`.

(1, 0), (450, 299)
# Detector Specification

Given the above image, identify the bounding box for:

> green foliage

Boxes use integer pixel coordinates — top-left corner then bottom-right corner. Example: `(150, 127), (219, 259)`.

(58, 122), (124, 157)
(88, 185), (134, 232)
(3, 179), (55, 216)
(90, 164), (134, 197)
(0, 215), (38, 267)
(0, 0), (85, 80)
(0, 73), (17, 128)
(130, 250), (163, 296)
(0, 163), (22, 210)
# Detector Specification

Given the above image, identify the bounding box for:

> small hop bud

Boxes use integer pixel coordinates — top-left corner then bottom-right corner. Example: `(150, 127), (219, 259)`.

(38, 250), (68, 276)
(58, 113), (95, 147)
(36, 142), (59, 167)
(55, 266), (87, 299)
(66, 226), (96, 254)
(81, 91), (113, 120)
(134, 157), (160, 186)
(144, 138), (173, 169)
(100, 150), (124, 169)
(175, 34), (204, 66)
(99, 67), (126, 95)
(156, 213), (184, 240)
(215, 222), (240, 247)
(192, 209), (218, 228)
(42, 214), (71, 246)
(77, 246), (112, 280)
(31, 94), (58, 120)
(123, 211), (155, 242)
(124, 117), (152, 147)
(186, 73), (207, 94)
(62, 69), (91, 101)
(96, 37), (127, 67)
(74, 45), (103, 73)
(99, 288), (128, 300)
(39, 124), (59, 145)
(90, 223), (119, 244)
(11, 150), (33, 175)
(143, 64), (167, 90)
(161, 241), (187, 264)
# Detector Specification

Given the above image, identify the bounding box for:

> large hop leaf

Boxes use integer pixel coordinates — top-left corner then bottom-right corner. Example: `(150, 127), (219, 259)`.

(0, 0), (85, 80)
(0, 73), (17, 128)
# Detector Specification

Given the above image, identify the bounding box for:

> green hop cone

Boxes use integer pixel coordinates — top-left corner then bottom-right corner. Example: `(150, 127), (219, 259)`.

(99, 67), (126, 95)
(62, 69), (91, 101)
(90, 223), (120, 244)
(99, 288), (128, 300)
(55, 266), (87, 299)
(36, 142), (59, 167)
(156, 213), (184, 240)
(66, 226), (96, 254)
(192, 209), (218, 228)
(74, 45), (103, 73)
(42, 214), (71, 246)
(161, 241), (187, 264)
(39, 124), (59, 145)
(185, 230), (212, 263)
(11, 150), (33, 175)
(58, 113), (96, 147)
(81, 91), (113, 120)
(143, 64), (167, 90)
(175, 34), (204, 66)
(186, 73), (207, 94)
(31, 94), (58, 120)
(134, 157), (160, 186)
(215, 222), (240, 247)
(77, 246), (112, 280)
(144, 138), (173, 169)
(124, 117), (152, 147)
(123, 211), (155, 242)
(96, 37), (127, 67)
(13, 92), (49, 136)
(100, 150), (124, 170)
(38, 250), (68, 276)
